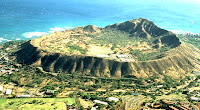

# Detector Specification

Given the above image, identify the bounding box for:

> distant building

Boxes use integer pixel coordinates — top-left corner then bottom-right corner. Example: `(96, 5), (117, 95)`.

(190, 97), (199, 101)
(20, 94), (31, 98)
(45, 89), (56, 95)
(117, 54), (132, 58)
(96, 55), (110, 58)
(0, 86), (3, 91)
(5, 48), (10, 51)
(107, 97), (119, 102)
(36, 93), (43, 97)
(117, 54), (134, 62)
(5, 89), (12, 95)
(93, 100), (108, 105)
(189, 90), (194, 93)
(157, 85), (163, 88)
(120, 58), (135, 62)
(132, 93), (138, 96)
(8, 71), (12, 74)
(1, 70), (6, 73)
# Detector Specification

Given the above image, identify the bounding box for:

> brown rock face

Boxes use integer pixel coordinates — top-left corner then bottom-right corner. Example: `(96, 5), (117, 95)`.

(106, 18), (181, 47)
(14, 18), (200, 78)
(73, 24), (101, 34)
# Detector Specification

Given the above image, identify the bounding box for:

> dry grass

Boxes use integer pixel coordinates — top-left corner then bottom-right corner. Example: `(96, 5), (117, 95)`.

(79, 98), (93, 108)
(0, 98), (75, 110)
(88, 45), (113, 55)
(112, 89), (127, 93)
(30, 29), (152, 59)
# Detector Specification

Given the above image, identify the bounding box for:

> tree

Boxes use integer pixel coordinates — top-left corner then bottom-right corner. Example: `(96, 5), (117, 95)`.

(136, 78), (144, 85)
(112, 82), (118, 89)
(12, 94), (17, 98)
(80, 106), (84, 110)
(53, 91), (59, 97)
(78, 91), (85, 97)
(117, 81), (122, 89)
(151, 95), (156, 100)
(90, 95), (98, 100)
(88, 106), (92, 110)
(83, 93), (91, 99)
(95, 79), (101, 84)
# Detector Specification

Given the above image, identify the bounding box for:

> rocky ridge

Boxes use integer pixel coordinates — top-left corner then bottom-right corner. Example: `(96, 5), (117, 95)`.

(15, 18), (200, 78)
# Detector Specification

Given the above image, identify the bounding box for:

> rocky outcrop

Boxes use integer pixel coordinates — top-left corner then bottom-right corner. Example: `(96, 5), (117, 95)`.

(106, 18), (181, 47)
(73, 25), (101, 34)
(106, 18), (169, 38)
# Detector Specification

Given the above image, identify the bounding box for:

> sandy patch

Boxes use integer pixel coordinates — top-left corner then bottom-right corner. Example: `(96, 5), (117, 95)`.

(112, 89), (127, 93)
(88, 45), (112, 55)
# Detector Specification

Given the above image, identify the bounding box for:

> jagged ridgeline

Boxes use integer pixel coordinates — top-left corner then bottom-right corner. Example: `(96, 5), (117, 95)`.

(15, 18), (200, 78)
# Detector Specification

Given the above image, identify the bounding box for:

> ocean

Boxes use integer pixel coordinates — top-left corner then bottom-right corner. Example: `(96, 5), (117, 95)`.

(0, 0), (200, 43)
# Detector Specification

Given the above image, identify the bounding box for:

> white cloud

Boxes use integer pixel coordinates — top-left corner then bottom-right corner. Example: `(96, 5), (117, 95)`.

(165, 0), (200, 4)
(23, 32), (48, 38)
(49, 27), (65, 33)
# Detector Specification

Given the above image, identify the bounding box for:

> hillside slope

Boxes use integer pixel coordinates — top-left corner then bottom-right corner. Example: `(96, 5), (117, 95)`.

(15, 18), (200, 78)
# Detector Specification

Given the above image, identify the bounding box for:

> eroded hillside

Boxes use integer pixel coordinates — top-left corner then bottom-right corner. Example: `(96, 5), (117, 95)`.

(15, 18), (200, 78)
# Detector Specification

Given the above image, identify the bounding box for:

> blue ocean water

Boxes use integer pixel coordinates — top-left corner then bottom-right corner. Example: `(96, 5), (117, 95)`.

(0, 0), (200, 43)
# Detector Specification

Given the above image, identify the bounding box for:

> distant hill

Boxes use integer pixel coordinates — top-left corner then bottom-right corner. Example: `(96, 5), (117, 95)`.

(14, 18), (200, 78)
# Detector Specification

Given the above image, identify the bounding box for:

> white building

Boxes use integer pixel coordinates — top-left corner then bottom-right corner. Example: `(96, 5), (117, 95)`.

(96, 55), (110, 58)
(190, 97), (199, 101)
(120, 58), (135, 62)
(36, 93), (43, 97)
(189, 90), (194, 93)
(107, 97), (119, 102)
(117, 54), (132, 58)
(20, 94), (31, 98)
(157, 85), (163, 88)
(1, 70), (6, 73)
(6, 89), (12, 95)
(0, 86), (3, 91)
(93, 100), (108, 105)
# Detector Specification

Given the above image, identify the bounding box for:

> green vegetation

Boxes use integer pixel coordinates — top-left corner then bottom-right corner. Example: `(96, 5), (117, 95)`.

(88, 29), (137, 46)
(111, 44), (118, 50)
(0, 40), (199, 110)
(0, 40), (26, 53)
(0, 63), (182, 95)
(178, 34), (200, 49)
(87, 28), (172, 61)
(68, 45), (87, 54)
(0, 98), (75, 110)
(65, 41), (87, 54)
(129, 46), (170, 61)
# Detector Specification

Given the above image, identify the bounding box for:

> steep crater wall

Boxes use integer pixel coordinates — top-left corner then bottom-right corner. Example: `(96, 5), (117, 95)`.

(15, 41), (200, 78)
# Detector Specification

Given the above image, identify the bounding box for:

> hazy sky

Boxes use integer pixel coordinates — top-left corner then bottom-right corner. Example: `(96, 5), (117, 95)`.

(69, 0), (200, 4)
(12, 0), (199, 4)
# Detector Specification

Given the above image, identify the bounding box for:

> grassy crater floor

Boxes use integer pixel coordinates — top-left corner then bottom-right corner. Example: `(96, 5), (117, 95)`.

(31, 28), (171, 61)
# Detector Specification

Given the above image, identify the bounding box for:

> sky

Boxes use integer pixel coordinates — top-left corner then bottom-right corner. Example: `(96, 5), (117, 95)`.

(68, 0), (200, 4)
